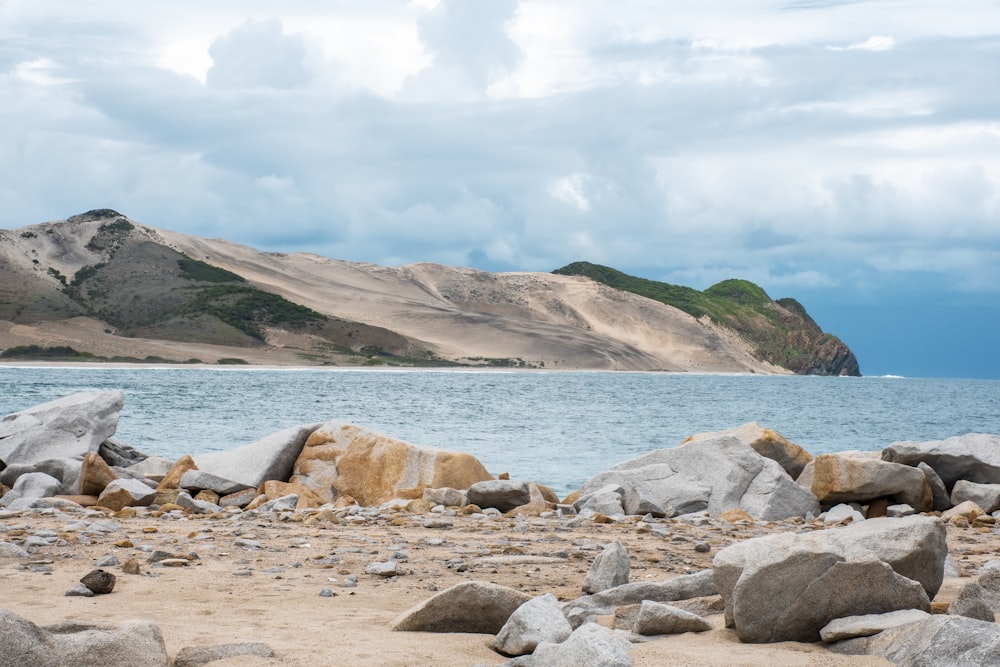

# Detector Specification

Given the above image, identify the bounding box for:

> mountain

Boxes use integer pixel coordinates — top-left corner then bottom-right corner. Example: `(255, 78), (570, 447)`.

(0, 210), (859, 374)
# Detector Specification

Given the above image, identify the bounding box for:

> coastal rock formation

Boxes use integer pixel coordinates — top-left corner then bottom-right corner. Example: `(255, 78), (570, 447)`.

(493, 593), (572, 656)
(713, 516), (946, 643)
(194, 424), (318, 489)
(805, 452), (932, 511)
(632, 600), (713, 636)
(682, 422), (813, 479)
(390, 581), (532, 634)
(576, 436), (819, 521)
(882, 433), (1000, 488)
(0, 609), (169, 667)
(524, 622), (633, 667)
(290, 422), (493, 506)
(831, 615), (1000, 664)
(0, 390), (124, 467)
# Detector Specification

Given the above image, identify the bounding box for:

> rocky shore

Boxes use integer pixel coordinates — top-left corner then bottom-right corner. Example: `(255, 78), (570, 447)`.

(4, 391), (1000, 665)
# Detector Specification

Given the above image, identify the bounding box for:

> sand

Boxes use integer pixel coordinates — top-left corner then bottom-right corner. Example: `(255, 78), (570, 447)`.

(5, 504), (985, 666)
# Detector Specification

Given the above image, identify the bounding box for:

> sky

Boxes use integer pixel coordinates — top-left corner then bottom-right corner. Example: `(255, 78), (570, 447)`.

(2, 1), (999, 379)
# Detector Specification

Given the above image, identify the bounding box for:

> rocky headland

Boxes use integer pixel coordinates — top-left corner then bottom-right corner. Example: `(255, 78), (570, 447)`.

(4, 391), (1000, 666)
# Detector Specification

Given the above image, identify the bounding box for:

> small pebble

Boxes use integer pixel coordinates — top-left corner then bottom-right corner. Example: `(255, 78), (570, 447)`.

(319, 588), (336, 597)
(694, 542), (711, 553)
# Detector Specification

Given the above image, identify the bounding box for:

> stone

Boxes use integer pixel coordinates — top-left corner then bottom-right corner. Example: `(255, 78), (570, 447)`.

(951, 479), (1000, 513)
(218, 487), (259, 508)
(365, 560), (401, 577)
(942, 500), (986, 522)
(98, 438), (148, 468)
(0, 458), (81, 495)
(0, 540), (30, 558)
(0, 390), (124, 467)
(122, 557), (141, 575)
(79, 451), (117, 496)
(918, 461), (951, 511)
(831, 615), (1000, 664)
(391, 581), (532, 633)
(823, 503), (865, 525)
(809, 453), (932, 511)
(290, 421), (492, 506)
(80, 568), (116, 594)
(65, 583), (96, 597)
(466, 480), (531, 513)
(574, 484), (627, 516)
(193, 489), (219, 505)
(886, 504), (916, 518)
(179, 470), (250, 496)
(258, 480), (325, 509)
(174, 491), (221, 514)
(632, 600), (713, 635)
(195, 423), (319, 489)
(97, 478), (156, 511)
(422, 486), (467, 508)
(577, 436), (819, 521)
(172, 642), (275, 667)
(0, 608), (169, 667)
(582, 540), (630, 594)
(0, 472), (61, 507)
(948, 568), (1000, 621)
(882, 433), (1000, 488)
(682, 422), (813, 479)
(529, 622), (633, 667)
(819, 609), (932, 641)
(713, 516), (946, 643)
(156, 455), (198, 491)
(563, 570), (718, 625)
(493, 593), (572, 656)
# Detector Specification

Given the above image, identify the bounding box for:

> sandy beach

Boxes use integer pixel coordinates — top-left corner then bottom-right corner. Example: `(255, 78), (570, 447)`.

(2, 502), (987, 666)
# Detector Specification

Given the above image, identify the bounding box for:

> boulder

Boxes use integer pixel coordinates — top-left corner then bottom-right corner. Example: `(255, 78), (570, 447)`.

(682, 422), (813, 479)
(882, 433), (1000, 488)
(79, 451), (117, 496)
(258, 480), (325, 509)
(391, 581), (531, 633)
(577, 436), (819, 520)
(528, 623), (632, 667)
(941, 499), (986, 523)
(291, 422), (492, 506)
(918, 462), (951, 511)
(173, 643), (276, 667)
(0, 458), (82, 495)
(563, 570), (717, 626)
(831, 615), (1000, 664)
(98, 438), (148, 468)
(493, 593), (572, 656)
(573, 484), (628, 516)
(948, 567), (1000, 621)
(0, 608), (169, 667)
(951, 480), (1000, 513)
(713, 516), (946, 643)
(582, 541), (630, 594)
(97, 478), (156, 511)
(155, 455), (198, 491)
(0, 472), (62, 507)
(195, 423), (318, 489)
(819, 609), (932, 642)
(809, 453), (932, 511)
(0, 541), (31, 558)
(632, 600), (713, 636)
(0, 391), (124, 467)
(178, 470), (250, 496)
(467, 480), (531, 513)
(823, 503), (865, 525)
(422, 487), (467, 508)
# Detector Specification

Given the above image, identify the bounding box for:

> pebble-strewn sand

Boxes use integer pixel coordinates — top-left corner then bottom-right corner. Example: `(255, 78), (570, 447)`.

(4, 504), (987, 666)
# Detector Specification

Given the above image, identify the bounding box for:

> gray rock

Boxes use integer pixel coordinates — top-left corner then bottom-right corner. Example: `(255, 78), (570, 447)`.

(882, 433), (1000, 488)
(174, 491), (222, 515)
(0, 472), (61, 507)
(918, 461), (951, 511)
(819, 609), (932, 642)
(365, 560), (401, 577)
(951, 479), (1000, 513)
(563, 569), (717, 625)
(255, 493), (298, 513)
(422, 487), (467, 508)
(0, 458), (81, 495)
(64, 583), (96, 597)
(97, 478), (156, 510)
(809, 453), (932, 511)
(98, 438), (148, 468)
(466, 480), (532, 513)
(179, 470), (251, 496)
(193, 423), (319, 489)
(624, 482), (675, 518)
(493, 593), (572, 656)
(579, 436), (819, 521)
(632, 600), (712, 635)
(0, 540), (30, 558)
(529, 623), (632, 667)
(832, 615), (1000, 664)
(172, 642), (275, 667)
(948, 567), (1000, 621)
(0, 391), (124, 467)
(886, 504), (916, 518)
(713, 516), (946, 643)
(0, 608), (169, 667)
(574, 484), (627, 516)
(123, 455), (174, 479)
(391, 581), (532, 633)
(582, 540), (630, 594)
(579, 465), (709, 516)
(823, 503), (865, 525)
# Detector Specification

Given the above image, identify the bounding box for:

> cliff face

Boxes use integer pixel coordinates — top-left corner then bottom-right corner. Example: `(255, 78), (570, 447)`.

(554, 263), (860, 377)
(1, 210), (860, 374)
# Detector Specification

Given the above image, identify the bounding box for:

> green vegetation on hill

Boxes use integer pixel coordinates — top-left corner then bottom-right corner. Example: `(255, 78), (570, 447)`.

(553, 261), (860, 376)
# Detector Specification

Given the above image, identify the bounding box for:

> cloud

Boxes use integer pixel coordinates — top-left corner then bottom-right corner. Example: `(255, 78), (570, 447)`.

(206, 18), (310, 90)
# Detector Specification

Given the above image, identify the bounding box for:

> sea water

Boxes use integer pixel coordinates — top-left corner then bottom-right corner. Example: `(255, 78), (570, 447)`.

(1, 367), (998, 495)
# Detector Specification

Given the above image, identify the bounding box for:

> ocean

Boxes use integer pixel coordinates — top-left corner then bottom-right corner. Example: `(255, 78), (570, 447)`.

(2, 367), (998, 496)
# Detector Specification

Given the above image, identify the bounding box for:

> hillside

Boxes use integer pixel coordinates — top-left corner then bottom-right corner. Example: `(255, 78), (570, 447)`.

(553, 262), (859, 376)
(0, 210), (859, 373)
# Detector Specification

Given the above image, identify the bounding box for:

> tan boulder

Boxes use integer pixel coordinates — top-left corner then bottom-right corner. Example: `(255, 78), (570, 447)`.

(683, 422), (813, 479)
(809, 453), (933, 512)
(289, 422), (493, 506)
(156, 455), (198, 492)
(55, 494), (100, 507)
(258, 480), (326, 509)
(79, 451), (117, 496)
